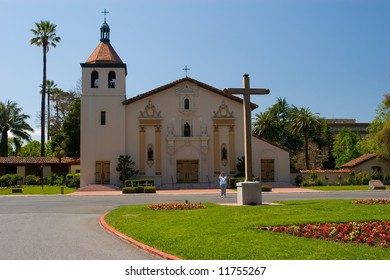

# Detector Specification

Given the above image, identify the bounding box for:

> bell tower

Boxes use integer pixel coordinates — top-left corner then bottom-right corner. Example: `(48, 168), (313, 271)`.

(80, 12), (127, 187)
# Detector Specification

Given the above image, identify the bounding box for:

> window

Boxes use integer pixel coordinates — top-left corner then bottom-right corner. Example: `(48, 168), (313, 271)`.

(184, 98), (190, 110)
(371, 166), (382, 173)
(108, 71), (116, 88)
(91, 71), (99, 88)
(100, 111), (106, 125)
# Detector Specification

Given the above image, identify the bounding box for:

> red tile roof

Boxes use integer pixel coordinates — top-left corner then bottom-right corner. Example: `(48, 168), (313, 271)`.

(0, 157), (80, 165)
(297, 169), (352, 174)
(85, 42), (123, 64)
(340, 154), (377, 168)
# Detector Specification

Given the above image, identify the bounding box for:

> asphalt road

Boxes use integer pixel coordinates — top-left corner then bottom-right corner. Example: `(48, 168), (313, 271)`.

(1, 190), (390, 260)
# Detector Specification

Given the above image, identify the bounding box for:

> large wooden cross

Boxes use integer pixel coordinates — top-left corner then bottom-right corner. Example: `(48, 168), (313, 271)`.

(227, 74), (270, 181)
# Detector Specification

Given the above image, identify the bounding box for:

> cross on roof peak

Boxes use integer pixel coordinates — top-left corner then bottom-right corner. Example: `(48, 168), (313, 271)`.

(182, 65), (190, 77)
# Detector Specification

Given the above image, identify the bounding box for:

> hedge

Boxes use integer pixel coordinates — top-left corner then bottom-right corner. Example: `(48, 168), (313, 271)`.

(122, 186), (156, 193)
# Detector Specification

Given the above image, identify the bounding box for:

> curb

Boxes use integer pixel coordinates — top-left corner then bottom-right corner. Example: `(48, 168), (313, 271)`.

(100, 212), (182, 260)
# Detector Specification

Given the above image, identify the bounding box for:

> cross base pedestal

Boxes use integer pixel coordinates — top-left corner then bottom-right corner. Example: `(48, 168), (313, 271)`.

(237, 181), (262, 205)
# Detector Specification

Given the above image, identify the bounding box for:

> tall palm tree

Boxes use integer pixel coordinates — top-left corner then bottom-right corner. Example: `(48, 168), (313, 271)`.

(41, 80), (58, 140)
(0, 101), (34, 157)
(30, 20), (61, 157)
(289, 106), (321, 169)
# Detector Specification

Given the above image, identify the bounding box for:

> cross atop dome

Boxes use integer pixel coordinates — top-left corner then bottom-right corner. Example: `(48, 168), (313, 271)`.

(100, 9), (110, 42)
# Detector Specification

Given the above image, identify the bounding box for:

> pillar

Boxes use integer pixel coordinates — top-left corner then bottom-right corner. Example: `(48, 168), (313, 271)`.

(155, 125), (162, 175)
(139, 125), (145, 175)
(213, 125), (220, 174)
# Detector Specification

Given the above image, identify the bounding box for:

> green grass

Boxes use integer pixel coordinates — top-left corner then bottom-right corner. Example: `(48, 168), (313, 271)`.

(304, 185), (390, 191)
(0, 185), (76, 195)
(105, 200), (390, 260)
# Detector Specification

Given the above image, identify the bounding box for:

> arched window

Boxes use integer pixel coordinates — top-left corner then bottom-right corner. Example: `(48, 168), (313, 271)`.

(91, 71), (99, 88)
(184, 122), (191, 137)
(184, 98), (190, 110)
(108, 71), (116, 88)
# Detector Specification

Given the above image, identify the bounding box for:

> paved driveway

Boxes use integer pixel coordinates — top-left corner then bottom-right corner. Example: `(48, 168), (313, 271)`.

(1, 190), (389, 259)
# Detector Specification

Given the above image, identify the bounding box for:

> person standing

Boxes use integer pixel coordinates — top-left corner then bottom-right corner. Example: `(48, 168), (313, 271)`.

(219, 172), (228, 197)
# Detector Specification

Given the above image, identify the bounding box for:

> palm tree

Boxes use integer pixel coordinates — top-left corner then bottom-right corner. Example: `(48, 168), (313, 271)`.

(30, 21), (61, 157)
(252, 111), (279, 140)
(41, 80), (58, 140)
(269, 97), (290, 123)
(289, 106), (321, 169)
(0, 101), (34, 157)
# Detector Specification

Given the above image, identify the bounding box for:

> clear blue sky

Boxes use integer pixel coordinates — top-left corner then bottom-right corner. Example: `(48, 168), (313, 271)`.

(2, 0), (389, 140)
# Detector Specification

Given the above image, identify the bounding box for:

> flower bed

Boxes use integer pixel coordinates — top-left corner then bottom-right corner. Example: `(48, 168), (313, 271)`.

(148, 202), (205, 210)
(352, 199), (390, 204)
(259, 221), (390, 248)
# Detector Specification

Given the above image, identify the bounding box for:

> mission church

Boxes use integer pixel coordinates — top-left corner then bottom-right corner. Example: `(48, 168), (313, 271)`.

(80, 18), (290, 188)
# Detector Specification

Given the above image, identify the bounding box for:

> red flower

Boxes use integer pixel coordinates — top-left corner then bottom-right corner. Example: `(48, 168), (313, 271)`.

(259, 221), (390, 248)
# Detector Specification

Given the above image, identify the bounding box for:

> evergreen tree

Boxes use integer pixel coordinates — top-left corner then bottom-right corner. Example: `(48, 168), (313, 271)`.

(332, 128), (361, 168)
(116, 155), (139, 184)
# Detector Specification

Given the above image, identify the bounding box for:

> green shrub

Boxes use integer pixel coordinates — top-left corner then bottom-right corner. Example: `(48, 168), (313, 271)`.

(66, 173), (80, 188)
(45, 173), (65, 186)
(343, 173), (356, 185)
(229, 177), (258, 188)
(261, 185), (272, 192)
(355, 172), (371, 185)
(144, 186), (156, 193)
(25, 175), (41, 185)
(0, 174), (23, 186)
(122, 186), (156, 193)
(370, 171), (383, 180)
(11, 188), (23, 193)
(124, 179), (154, 187)
(229, 177), (244, 188)
(122, 186), (143, 193)
(309, 171), (318, 181)
(315, 178), (323, 186)
(295, 175), (303, 186)
(301, 179), (314, 187)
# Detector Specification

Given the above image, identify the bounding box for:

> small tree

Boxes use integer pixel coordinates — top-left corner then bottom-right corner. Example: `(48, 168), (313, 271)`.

(236, 156), (245, 177)
(116, 155), (139, 185)
(332, 128), (361, 168)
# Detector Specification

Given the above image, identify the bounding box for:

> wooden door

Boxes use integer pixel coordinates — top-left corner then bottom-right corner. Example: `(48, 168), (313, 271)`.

(261, 159), (275, 182)
(177, 160), (198, 183)
(96, 161), (110, 184)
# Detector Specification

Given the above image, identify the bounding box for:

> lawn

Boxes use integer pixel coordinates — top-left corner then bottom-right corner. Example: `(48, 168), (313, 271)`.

(104, 199), (390, 260)
(0, 185), (76, 195)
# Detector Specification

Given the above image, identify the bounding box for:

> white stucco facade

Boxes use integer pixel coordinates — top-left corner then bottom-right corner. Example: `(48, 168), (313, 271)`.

(80, 22), (290, 188)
